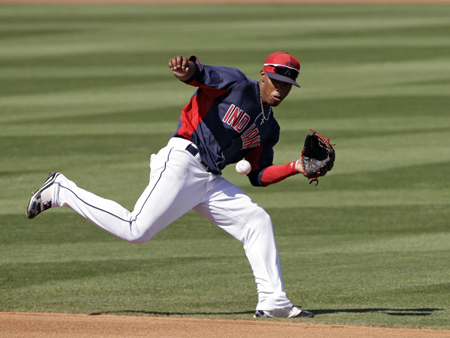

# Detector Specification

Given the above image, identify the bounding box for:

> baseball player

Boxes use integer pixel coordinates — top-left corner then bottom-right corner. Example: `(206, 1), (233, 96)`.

(26, 52), (314, 318)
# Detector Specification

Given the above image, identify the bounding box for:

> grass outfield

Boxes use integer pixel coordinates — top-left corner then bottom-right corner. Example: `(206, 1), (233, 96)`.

(1, 4), (450, 329)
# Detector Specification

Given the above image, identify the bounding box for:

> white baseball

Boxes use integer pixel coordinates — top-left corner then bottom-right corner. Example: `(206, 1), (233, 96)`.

(236, 160), (251, 175)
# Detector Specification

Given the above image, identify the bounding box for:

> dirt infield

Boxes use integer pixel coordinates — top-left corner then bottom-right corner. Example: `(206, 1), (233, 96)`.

(2, 312), (450, 338)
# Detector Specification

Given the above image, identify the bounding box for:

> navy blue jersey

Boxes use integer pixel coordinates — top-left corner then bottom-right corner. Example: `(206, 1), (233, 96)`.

(172, 55), (280, 186)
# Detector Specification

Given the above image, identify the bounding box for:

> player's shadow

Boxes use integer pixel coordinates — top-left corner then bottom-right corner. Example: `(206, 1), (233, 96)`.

(90, 310), (255, 316)
(308, 308), (443, 317)
(90, 307), (443, 317)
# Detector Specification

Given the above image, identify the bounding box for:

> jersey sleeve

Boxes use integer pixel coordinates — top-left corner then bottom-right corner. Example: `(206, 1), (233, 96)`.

(183, 55), (247, 96)
(247, 148), (300, 186)
(259, 161), (300, 186)
(245, 122), (300, 186)
(246, 141), (277, 187)
(245, 120), (283, 187)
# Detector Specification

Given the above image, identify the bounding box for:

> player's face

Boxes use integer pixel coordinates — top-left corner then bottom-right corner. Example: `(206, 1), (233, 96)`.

(260, 71), (292, 108)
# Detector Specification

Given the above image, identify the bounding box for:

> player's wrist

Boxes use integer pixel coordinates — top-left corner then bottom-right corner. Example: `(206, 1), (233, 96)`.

(294, 159), (303, 174)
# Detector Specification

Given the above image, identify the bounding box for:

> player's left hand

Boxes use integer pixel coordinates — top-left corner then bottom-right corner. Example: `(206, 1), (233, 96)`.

(300, 129), (335, 185)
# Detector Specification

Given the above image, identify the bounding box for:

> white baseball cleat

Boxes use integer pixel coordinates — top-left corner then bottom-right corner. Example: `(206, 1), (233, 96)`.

(26, 172), (60, 219)
(254, 306), (314, 318)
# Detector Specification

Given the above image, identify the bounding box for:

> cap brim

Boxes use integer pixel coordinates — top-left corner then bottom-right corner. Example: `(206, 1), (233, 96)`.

(266, 72), (300, 88)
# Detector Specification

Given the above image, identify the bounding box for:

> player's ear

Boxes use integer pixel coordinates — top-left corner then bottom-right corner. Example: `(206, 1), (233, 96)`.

(260, 70), (266, 81)
(260, 70), (269, 86)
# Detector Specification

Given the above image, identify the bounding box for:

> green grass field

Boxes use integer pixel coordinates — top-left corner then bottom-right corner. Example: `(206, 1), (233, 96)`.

(1, 4), (450, 329)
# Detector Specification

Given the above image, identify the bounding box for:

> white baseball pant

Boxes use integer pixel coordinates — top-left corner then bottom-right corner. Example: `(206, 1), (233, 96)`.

(52, 137), (293, 311)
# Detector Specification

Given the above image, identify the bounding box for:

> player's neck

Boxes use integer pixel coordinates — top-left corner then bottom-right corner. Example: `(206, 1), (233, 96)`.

(259, 81), (271, 110)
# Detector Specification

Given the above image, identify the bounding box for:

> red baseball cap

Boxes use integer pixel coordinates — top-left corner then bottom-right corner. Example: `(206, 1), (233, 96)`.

(263, 52), (300, 87)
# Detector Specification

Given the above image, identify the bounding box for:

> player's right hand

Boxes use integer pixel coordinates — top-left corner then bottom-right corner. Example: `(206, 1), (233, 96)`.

(168, 55), (190, 76)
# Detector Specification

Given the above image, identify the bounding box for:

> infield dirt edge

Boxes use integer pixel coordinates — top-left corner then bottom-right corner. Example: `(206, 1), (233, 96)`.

(2, 311), (450, 338)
